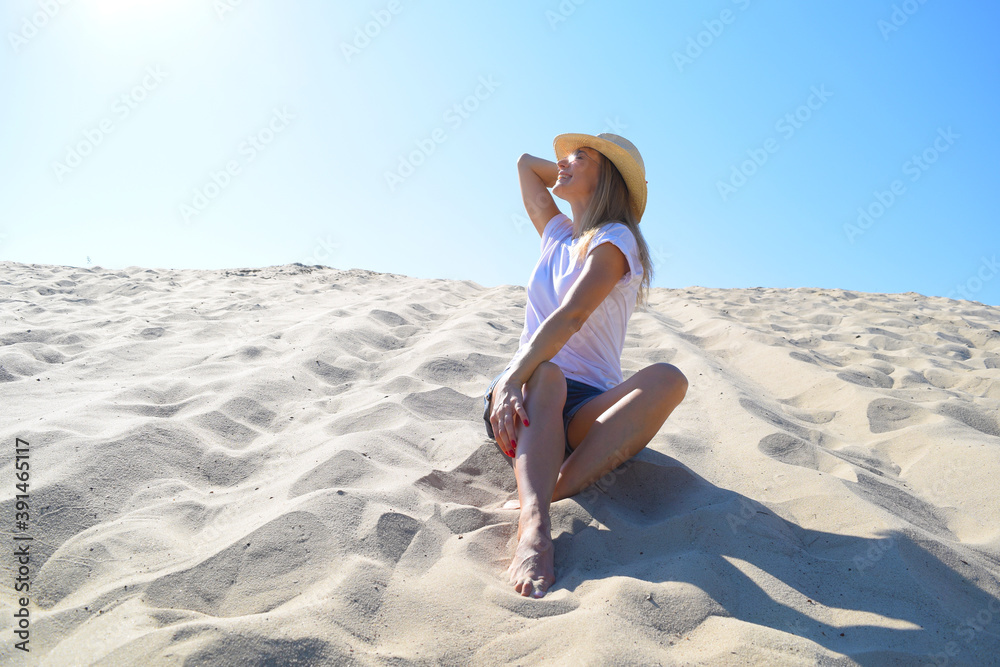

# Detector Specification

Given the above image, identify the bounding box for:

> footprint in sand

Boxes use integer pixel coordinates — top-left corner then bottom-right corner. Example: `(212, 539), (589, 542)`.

(789, 349), (846, 368)
(414, 443), (517, 506)
(738, 397), (816, 443)
(184, 636), (337, 666)
(327, 402), (410, 436)
(367, 308), (410, 327)
(866, 398), (929, 434)
(0, 351), (46, 379)
(289, 449), (382, 498)
(143, 511), (334, 616)
(413, 356), (475, 385)
(936, 403), (1000, 438)
(402, 387), (478, 422)
(308, 359), (361, 386)
(484, 584), (579, 618)
(757, 432), (899, 478)
(111, 381), (202, 418)
(190, 411), (262, 448)
(837, 365), (894, 389)
(441, 506), (492, 534)
(757, 433), (822, 470)
(757, 433), (951, 537)
(187, 396), (277, 448)
(220, 396), (277, 429)
(374, 512), (423, 563)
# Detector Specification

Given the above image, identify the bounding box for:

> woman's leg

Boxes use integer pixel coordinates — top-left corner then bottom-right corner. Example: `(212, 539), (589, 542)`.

(555, 363), (688, 501)
(505, 361), (567, 598)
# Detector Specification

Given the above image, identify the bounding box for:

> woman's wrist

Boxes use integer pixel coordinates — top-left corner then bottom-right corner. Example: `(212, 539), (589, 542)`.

(499, 363), (525, 390)
(534, 158), (558, 189)
(519, 154), (558, 188)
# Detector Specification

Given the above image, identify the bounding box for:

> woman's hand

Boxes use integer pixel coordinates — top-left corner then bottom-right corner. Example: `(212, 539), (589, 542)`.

(489, 372), (530, 457)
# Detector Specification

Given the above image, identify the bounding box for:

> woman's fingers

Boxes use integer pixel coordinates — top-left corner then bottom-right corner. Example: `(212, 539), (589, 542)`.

(503, 392), (522, 454)
(515, 402), (529, 428)
(502, 410), (517, 456)
(492, 418), (510, 456)
(491, 406), (513, 457)
(491, 381), (528, 458)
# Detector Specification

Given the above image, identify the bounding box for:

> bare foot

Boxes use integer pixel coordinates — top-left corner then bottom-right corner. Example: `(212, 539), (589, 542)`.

(502, 498), (520, 510)
(507, 523), (555, 598)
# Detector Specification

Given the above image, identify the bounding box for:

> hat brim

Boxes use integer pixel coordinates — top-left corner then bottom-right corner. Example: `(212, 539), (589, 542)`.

(553, 133), (647, 222)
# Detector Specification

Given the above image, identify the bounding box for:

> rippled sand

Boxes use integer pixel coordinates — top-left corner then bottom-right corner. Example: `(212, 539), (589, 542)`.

(1, 261), (998, 665)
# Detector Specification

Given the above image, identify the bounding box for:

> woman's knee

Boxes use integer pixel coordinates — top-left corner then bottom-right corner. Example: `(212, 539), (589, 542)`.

(525, 362), (567, 401)
(654, 363), (688, 400)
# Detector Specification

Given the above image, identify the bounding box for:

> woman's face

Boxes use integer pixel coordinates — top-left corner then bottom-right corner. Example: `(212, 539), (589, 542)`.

(553, 146), (601, 203)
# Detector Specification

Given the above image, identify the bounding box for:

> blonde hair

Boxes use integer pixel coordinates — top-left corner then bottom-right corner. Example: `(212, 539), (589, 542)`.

(570, 150), (654, 310)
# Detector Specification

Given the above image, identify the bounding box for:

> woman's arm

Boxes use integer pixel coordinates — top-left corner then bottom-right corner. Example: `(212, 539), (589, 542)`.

(489, 243), (628, 452)
(506, 243), (627, 386)
(518, 154), (561, 238)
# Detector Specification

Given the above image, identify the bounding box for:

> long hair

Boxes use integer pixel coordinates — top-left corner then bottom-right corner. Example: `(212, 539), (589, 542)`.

(570, 151), (653, 310)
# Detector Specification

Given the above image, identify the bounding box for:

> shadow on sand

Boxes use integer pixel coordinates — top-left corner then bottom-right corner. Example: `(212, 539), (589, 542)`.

(416, 438), (1000, 666)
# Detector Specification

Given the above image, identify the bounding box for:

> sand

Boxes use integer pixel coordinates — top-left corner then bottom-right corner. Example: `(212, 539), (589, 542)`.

(1, 260), (999, 666)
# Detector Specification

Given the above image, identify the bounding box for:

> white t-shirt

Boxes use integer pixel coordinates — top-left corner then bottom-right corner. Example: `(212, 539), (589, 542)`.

(517, 212), (643, 393)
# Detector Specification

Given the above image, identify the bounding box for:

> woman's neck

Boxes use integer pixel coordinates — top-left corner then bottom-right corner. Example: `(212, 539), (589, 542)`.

(569, 198), (591, 237)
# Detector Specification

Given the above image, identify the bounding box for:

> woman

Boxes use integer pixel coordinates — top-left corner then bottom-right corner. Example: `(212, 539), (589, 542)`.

(482, 132), (688, 598)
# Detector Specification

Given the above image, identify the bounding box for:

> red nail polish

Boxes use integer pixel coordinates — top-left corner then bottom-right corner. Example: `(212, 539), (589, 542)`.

(523, 419), (529, 427)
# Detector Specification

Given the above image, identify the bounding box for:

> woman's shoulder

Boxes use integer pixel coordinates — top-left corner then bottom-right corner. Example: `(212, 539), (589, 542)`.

(593, 220), (638, 246)
(588, 221), (642, 283)
(543, 213), (573, 243)
(551, 212), (572, 228)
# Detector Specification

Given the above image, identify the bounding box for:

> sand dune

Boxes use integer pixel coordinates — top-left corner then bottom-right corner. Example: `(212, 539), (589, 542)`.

(1, 260), (999, 665)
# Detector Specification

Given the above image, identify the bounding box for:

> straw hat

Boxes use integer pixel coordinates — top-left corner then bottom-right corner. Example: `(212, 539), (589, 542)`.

(553, 132), (647, 222)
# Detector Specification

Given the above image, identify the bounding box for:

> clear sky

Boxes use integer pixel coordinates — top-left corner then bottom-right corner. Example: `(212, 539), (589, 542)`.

(3, 0), (998, 304)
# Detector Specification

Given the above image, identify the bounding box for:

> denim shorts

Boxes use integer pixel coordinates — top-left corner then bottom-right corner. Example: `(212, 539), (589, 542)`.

(482, 366), (604, 459)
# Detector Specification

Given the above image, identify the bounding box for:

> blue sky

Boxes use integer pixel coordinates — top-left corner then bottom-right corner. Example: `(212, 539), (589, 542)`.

(2, 0), (998, 304)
